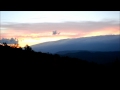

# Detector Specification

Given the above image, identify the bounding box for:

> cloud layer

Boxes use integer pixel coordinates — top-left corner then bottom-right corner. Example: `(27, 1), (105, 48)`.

(1, 20), (119, 46)
(1, 20), (119, 34)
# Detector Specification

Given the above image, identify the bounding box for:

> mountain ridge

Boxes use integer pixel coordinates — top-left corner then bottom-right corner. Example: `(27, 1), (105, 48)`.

(56, 50), (120, 64)
(31, 34), (120, 53)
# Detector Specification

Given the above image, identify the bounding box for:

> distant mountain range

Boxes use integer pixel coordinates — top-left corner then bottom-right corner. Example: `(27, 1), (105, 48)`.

(31, 35), (120, 54)
(56, 50), (120, 64)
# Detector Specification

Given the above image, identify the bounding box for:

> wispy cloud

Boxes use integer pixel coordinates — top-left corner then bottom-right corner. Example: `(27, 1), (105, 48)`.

(1, 20), (119, 32)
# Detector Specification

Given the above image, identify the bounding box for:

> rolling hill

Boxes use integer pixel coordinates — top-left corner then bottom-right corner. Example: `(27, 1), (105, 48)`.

(31, 35), (120, 54)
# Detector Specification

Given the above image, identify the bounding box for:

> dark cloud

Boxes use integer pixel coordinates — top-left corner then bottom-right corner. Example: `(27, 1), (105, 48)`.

(0, 38), (18, 44)
(52, 30), (60, 35)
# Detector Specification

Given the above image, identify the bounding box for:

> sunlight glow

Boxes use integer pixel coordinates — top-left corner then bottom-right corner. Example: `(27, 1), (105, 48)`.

(1, 11), (119, 47)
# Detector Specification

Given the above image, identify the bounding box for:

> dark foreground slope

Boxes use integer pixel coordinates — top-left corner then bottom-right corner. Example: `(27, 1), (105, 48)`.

(1, 44), (120, 83)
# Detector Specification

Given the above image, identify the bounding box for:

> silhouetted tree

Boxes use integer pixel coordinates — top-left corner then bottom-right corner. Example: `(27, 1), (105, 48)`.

(24, 44), (33, 51)
(3, 42), (8, 46)
(14, 43), (19, 48)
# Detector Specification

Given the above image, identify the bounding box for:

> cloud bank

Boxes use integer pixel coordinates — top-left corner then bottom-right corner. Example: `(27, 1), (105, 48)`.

(2, 20), (119, 28)
(0, 38), (18, 44)
(1, 20), (119, 34)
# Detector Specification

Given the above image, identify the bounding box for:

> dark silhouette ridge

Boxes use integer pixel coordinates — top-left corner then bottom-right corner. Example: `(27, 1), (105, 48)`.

(56, 50), (120, 64)
(1, 43), (120, 83)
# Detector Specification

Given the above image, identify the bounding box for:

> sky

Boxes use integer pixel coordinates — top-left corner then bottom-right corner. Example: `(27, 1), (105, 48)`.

(0, 11), (120, 47)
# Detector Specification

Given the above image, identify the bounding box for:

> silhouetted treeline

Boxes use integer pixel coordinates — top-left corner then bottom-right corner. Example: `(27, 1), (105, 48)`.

(1, 43), (120, 81)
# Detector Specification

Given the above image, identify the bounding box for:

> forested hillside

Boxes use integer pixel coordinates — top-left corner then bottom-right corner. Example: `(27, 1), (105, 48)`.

(1, 43), (120, 81)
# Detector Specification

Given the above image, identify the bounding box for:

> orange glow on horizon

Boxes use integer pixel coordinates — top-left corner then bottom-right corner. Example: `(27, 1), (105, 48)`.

(1, 27), (119, 47)
(18, 35), (71, 47)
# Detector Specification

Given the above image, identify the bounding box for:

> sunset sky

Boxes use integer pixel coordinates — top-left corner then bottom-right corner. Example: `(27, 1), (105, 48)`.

(0, 11), (120, 47)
